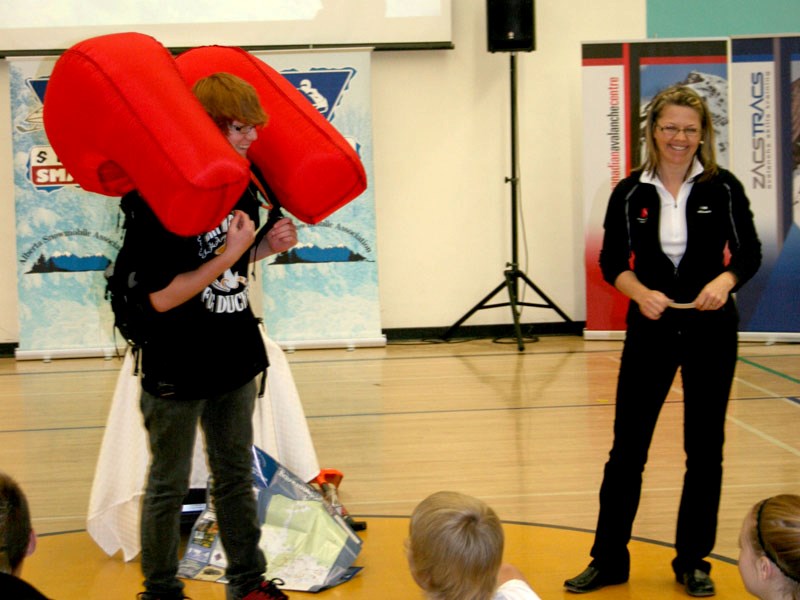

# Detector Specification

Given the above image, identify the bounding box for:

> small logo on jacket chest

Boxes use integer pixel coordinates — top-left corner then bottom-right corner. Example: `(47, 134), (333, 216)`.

(636, 207), (649, 223)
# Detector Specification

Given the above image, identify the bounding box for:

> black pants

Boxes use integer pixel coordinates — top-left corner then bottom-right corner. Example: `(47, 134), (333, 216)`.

(590, 306), (738, 576)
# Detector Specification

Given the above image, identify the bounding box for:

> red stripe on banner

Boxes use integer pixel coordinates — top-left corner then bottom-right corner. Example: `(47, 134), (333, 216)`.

(640, 55), (727, 65)
(581, 57), (625, 66)
(623, 43), (631, 175)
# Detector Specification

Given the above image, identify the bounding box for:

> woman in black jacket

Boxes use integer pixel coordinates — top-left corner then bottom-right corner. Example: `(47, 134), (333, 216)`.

(565, 85), (762, 597)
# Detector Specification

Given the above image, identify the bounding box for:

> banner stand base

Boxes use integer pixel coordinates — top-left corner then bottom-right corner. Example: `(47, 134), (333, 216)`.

(584, 330), (800, 343)
(15, 346), (118, 361)
(278, 336), (387, 353)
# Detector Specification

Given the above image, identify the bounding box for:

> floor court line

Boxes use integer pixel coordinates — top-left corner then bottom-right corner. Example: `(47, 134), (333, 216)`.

(726, 414), (800, 457)
(737, 356), (800, 384)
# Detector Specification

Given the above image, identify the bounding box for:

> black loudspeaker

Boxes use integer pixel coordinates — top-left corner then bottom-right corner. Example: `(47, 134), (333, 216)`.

(486, 0), (535, 53)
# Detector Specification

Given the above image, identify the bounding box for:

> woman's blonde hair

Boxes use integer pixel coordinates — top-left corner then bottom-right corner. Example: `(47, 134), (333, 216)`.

(407, 491), (504, 600)
(192, 72), (268, 131)
(748, 495), (800, 598)
(641, 84), (718, 182)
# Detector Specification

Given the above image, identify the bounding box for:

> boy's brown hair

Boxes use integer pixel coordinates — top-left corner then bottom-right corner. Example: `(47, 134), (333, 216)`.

(192, 72), (268, 131)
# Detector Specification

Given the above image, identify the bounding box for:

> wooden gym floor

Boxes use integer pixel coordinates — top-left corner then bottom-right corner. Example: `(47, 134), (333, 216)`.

(3, 334), (799, 599)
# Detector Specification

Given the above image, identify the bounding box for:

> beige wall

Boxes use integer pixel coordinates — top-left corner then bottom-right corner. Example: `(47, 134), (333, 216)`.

(0, 1), (646, 343)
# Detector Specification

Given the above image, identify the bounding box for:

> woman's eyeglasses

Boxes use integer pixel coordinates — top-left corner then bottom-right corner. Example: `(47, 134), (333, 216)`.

(656, 124), (700, 139)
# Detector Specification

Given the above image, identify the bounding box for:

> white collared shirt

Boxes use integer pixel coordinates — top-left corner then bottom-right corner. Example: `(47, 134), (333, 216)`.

(641, 157), (704, 267)
(494, 578), (542, 599)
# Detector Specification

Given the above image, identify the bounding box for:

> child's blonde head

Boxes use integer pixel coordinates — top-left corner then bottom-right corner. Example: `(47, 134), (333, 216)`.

(408, 491), (504, 600)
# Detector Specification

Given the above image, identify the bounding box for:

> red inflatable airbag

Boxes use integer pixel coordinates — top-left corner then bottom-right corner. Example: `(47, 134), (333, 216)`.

(175, 45), (367, 225)
(43, 33), (368, 236)
(43, 32), (250, 236)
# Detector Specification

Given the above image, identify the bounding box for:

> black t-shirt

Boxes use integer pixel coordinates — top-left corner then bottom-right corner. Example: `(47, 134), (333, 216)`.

(131, 177), (272, 399)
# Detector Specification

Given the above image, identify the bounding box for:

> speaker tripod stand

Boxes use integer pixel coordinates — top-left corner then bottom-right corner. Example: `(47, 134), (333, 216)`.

(441, 52), (572, 351)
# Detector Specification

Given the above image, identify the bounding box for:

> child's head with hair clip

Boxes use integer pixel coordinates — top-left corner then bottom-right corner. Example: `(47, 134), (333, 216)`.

(739, 494), (800, 599)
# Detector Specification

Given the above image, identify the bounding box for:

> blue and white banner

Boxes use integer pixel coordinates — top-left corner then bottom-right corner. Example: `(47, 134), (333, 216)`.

(730, 36), (800, 335)
(10, 56), (121, 359)
(256, 51), (383, 349)
(9, 49), (381, 359)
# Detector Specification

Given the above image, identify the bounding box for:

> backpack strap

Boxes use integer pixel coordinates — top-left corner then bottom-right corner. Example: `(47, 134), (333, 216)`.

(250, 170), (273, 210)
(250, 168), (286, 250)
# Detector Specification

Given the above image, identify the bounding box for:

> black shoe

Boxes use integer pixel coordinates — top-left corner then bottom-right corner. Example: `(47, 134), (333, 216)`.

(564, 565), (628, 593)
(678, 569), (715, 597)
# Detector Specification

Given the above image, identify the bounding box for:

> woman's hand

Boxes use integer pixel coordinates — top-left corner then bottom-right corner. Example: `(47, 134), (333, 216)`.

(694, 272), (737, 311)
(633, 289), (673, 320)
(615, 270), (672, 320)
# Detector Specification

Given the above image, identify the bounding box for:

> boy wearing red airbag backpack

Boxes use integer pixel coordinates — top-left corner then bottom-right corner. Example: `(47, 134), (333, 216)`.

(134, 73), (295, 600)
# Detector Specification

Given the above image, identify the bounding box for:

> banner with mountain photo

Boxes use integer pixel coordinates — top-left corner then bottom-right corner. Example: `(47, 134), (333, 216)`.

(581, 40), (729, 337)
(9, 56), (121, 359)
(9, 50), (381, 358)
(255, 50), (384, 349)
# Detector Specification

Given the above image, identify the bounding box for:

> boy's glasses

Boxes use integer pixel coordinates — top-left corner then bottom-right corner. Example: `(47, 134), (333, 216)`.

(229, 123), (259, 135)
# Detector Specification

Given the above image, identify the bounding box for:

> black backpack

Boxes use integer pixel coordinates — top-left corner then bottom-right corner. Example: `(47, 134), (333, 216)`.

(105, 171), (280, 357)
(104, 192), (151, 355)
